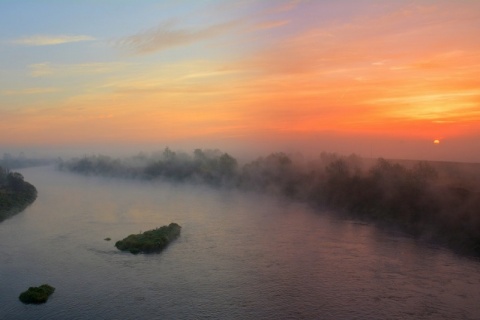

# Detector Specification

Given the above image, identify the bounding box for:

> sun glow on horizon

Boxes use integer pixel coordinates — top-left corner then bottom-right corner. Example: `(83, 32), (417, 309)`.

(0, 1), (479, 162)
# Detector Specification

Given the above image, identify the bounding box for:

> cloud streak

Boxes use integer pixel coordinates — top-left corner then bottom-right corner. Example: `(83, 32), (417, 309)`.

(29, 62), (127, 78)
(272, 0), (303, 13)
(117, 20), (239, 55)
(255, 20), (290, 30)
(12, 34), (95, 46)
(0, 87), (60, 96)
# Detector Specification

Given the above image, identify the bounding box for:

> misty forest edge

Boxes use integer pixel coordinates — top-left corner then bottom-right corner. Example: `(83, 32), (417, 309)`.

(1, 148), (479, 257)
(57, 148), (480, 257)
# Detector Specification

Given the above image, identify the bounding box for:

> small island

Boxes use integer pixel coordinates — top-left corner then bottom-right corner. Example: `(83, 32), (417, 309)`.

(19, 284), (55, 304)
(115, 223), (181, 254)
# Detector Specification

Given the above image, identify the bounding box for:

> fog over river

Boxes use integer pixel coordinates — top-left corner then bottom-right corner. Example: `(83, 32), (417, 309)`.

(1, 166), (480, 319)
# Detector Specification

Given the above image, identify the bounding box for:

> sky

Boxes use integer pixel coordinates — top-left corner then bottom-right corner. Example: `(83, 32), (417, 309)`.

(1, 0), (479, 162)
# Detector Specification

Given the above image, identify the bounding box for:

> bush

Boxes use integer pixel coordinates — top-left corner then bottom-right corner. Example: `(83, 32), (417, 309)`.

(115, 223), (181, 254)
(19, 284), (55, 304)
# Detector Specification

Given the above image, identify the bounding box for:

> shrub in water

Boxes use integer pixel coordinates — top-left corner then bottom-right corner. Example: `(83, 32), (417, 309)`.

(115, 223), (181, 254)
(19, 284), (55, 304)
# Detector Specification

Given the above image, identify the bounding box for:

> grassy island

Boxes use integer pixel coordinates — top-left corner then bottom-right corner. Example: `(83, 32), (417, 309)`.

(115, 223), (181, 254)
(0, 167), (37, 222)
(19, 284), (55, 304)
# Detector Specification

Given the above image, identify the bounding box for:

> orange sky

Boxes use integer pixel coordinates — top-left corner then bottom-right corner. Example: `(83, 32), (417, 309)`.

(1, 1), (479, 161)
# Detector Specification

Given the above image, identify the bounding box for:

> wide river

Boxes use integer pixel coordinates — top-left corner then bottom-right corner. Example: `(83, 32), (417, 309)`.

(1, 166), (480, 319)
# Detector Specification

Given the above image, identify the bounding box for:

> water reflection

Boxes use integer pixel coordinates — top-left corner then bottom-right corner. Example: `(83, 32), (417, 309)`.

(0, 166), (479, 319)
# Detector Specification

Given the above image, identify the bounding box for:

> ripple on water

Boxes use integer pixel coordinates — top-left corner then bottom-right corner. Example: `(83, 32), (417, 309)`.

(1, 166), (480, 319)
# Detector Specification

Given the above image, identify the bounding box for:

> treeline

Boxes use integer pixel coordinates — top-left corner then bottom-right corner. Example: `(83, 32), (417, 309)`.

(59, 148), (480, 256)
(307, 157), (480, 254)
(1, 152), (54, 169)
(0, 166), (38, 222)
(58, 148), (238, 186)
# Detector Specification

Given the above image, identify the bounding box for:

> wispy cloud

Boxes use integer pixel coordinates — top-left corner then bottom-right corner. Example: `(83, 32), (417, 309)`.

(255, 20), (290, 30)
(29, 62), (127, 77)
(272, 0), (303, 13)
(117, 20), (239, 55)
(0, 87), (60, 96)
(12, 34), (95, 46)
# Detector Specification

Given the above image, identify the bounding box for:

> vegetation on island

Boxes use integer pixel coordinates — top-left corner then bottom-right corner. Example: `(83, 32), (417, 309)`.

(19, 284), (55, 304)
(59, 148), (480, 256)
(0, 166), (38, 222)
(115, 223), (181, 254)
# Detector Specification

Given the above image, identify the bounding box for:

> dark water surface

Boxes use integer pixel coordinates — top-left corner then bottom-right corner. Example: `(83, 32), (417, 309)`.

(1, 166), (480, 319)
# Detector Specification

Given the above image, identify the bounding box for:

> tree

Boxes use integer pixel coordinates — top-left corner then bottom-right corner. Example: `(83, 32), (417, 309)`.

(7, 172), (25, 191)
(162, 147), (176, 162)
(218, 153), (237, 178)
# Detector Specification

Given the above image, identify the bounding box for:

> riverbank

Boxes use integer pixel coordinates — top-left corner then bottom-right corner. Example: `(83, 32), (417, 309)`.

(0, 167), (38, 222)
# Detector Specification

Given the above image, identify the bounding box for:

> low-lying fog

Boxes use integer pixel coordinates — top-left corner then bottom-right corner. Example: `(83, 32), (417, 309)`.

(2, 165), (480, 319)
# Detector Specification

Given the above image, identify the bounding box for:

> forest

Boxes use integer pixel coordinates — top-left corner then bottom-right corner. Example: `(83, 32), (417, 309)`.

(58, 148), (480, 256)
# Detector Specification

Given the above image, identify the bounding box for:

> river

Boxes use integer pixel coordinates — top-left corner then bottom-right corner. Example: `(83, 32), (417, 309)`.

(1, 166), (480, 319)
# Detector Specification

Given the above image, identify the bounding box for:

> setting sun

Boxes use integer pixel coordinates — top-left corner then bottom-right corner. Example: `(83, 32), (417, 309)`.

(2, 2), (480, 318)
(0, 0), (479, 162)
